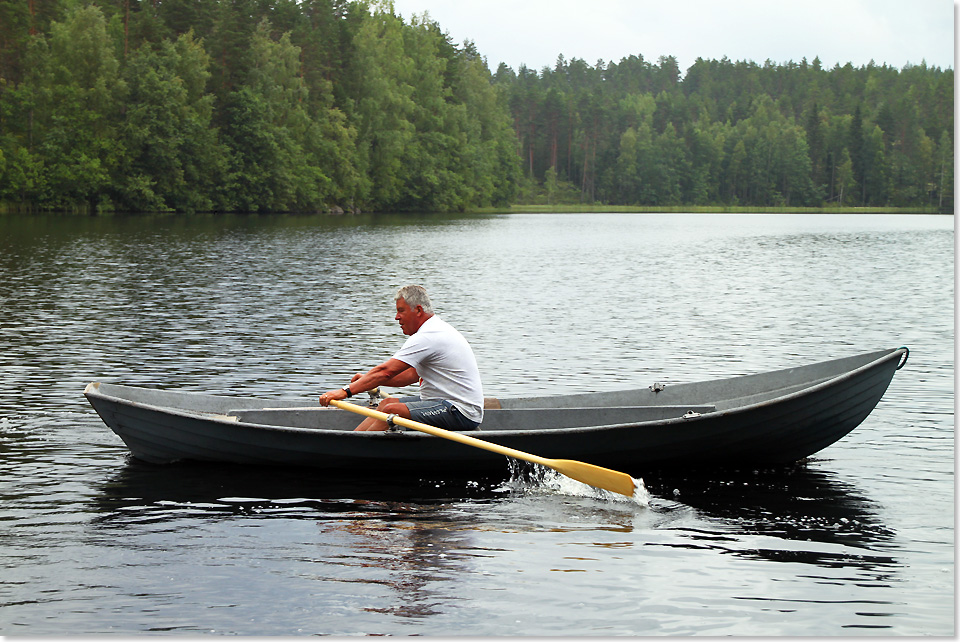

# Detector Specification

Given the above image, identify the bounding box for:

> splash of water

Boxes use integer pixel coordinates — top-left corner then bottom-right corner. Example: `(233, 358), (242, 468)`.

(500, 459), (649, 506)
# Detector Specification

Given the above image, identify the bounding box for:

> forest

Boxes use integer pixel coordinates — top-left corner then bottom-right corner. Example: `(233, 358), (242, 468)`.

(0, 0), (953, 213)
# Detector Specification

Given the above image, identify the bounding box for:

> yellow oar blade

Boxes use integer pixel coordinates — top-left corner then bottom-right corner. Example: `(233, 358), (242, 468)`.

(545, 459), (638, 497)
(330, 399), (637, 498)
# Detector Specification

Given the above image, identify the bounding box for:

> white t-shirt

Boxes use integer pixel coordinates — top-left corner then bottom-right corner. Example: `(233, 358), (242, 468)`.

(392, 316), (484, 423)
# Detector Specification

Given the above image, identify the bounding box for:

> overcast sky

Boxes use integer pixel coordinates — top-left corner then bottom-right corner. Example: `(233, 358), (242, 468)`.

(389, 0), (955, 75)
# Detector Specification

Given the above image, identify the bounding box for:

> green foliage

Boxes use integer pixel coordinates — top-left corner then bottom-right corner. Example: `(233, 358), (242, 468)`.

(0, 0), (518, 213)
(499, 54), (953, 211)
(16, 5), (127, 209)
(217, 19), (334, 212)
(0, 1), (951, 213)
(118, 31), (225, 212)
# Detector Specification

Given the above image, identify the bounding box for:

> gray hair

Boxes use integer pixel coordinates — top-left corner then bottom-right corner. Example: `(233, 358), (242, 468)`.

(395, 285), (433, 314)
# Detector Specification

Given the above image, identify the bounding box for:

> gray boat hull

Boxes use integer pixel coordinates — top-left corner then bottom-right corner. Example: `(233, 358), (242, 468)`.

(84, 347), (908, 475)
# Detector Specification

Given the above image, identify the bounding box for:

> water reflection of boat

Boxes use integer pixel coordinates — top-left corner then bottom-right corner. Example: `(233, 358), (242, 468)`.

(95, 453), (893, 549)
(92, 459), (503, 523)
(92, 456), (896, 580)
(84, 348), (908, 474)
(642, 463), (896, 554)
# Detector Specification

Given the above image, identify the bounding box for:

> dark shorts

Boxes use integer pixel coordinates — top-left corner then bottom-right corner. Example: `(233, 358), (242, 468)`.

(397, 396), (480, 431)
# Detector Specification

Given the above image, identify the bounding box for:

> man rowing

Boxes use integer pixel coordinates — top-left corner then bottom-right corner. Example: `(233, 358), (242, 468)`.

(319, 285), (484, 432)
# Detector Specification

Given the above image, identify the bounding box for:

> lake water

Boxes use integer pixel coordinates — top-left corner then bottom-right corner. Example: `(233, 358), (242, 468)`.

(0, 212), (953, 636)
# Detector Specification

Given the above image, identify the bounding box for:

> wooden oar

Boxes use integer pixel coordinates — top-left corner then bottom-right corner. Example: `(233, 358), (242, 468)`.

(330, 399), (637, 497)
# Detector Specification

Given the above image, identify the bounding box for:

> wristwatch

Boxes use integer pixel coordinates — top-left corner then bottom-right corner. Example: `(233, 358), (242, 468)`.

(342, 385), (353, 398)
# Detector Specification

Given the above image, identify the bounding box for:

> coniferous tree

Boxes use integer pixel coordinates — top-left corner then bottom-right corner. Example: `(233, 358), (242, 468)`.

(848, 104), (865, 203)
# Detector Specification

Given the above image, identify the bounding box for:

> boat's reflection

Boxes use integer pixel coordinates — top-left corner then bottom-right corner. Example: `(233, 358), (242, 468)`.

(92, 457), (503, 523)
(639, 459), (897, 568)
(92, 457), (895, 573)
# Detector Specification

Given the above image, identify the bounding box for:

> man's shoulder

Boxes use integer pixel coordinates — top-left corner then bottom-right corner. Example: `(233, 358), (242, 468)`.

(420, 315), (453, 333)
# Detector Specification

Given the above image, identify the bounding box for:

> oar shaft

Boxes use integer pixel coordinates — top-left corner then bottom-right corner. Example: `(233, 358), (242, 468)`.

(329, 399), (637, 497)
(330, 400), (552, 467)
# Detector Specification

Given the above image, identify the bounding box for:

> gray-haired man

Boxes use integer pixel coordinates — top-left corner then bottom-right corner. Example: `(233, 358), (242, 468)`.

(319, 285), (484, 432)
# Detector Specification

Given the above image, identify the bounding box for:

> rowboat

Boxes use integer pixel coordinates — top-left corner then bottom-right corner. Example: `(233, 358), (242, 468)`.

(84, 347), (908, 475)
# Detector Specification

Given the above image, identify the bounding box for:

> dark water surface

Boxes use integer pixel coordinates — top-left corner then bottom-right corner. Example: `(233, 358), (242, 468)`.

(0, 212), (953, 635)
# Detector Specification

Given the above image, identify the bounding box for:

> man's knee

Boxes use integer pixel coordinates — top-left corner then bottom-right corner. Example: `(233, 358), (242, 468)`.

(378, 398), (411, 419)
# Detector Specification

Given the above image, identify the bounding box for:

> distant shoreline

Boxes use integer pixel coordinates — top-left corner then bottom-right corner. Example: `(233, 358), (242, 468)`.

(473, 205), (951, 215)
(0, 204), (950, 217)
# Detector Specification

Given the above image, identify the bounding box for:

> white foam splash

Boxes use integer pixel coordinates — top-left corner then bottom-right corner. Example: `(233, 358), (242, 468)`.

(501, 460), (649, 507)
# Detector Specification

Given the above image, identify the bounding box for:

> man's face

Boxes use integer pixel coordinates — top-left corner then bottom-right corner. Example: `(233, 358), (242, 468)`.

(395, 297), (423, 335)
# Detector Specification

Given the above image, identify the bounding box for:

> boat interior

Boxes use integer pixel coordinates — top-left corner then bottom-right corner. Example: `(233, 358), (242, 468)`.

(86, 349), (894, 433)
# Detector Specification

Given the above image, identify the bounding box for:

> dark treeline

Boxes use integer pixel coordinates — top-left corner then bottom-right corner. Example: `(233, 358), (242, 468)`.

(0, 1), (953, 214)
(498, 53), (953, 210)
